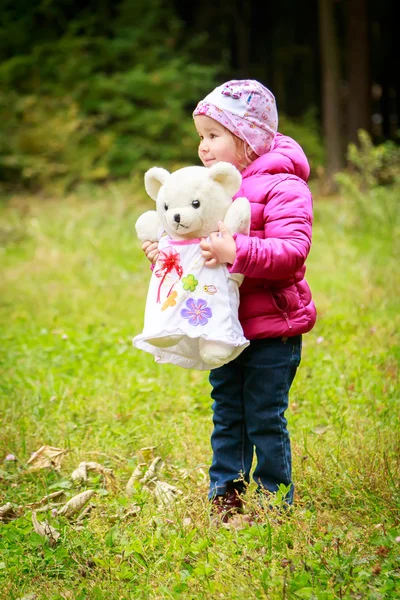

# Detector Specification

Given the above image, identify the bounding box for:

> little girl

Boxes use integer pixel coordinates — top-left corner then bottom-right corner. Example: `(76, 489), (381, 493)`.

(143, 80), (317, 521)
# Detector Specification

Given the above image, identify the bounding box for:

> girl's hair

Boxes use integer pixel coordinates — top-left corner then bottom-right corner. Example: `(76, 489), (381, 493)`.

(231, 132), (258, 170)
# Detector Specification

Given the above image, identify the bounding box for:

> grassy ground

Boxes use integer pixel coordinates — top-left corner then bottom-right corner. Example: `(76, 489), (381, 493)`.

(0, 182), (399, 599)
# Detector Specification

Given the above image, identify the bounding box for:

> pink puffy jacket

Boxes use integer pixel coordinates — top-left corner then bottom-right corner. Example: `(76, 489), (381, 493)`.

(230, 133), (317, 339)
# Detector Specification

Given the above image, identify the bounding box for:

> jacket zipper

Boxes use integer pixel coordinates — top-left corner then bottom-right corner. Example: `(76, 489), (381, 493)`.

(283, 312), (293, 330)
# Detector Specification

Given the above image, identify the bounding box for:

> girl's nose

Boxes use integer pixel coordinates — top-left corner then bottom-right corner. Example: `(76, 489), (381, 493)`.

(199, 140), (209, 152)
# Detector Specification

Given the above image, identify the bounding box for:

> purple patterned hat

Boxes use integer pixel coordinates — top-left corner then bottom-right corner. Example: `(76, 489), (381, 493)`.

(193, 79), (278, 156)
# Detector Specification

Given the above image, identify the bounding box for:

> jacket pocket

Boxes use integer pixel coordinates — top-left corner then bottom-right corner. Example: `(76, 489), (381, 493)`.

(271, 288), (301, 330)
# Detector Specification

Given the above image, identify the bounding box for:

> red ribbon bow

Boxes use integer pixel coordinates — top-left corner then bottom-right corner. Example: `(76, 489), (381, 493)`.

(155, 247), (183, 303)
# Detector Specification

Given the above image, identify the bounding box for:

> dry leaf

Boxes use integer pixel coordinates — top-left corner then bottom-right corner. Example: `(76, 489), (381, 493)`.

(138, 446), (157, 462)
(123, 505), (141, 518)
(140, 457), (163, 485)
(0, 502), (22, 522)
(75, 503), (95, 523)
(126, 463), (147, 495)
(31, 511), (60, 546)
(71, 461), (116, 489)
(58, 490), (95, 518)
(111, 505), (142, 522)
(312, 426), (329, 435)
(152, 480), (182, 507)
(85, 461), (117, 489)
(27, 491), (66, 509)
(27, 445), (67, 471)
(71, 462), (88, 483)
(35, 504), (64, 514)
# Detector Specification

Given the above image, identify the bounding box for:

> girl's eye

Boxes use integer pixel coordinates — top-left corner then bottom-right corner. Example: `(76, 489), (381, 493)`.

(164, 203), (168, 211)
(192, 200), (200, 209)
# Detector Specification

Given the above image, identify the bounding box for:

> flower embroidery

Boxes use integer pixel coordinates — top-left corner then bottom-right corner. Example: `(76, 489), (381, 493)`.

(203, 285), (217, 295)
(161, 290), (178, 311)
(154, 246), (183, 303)
(181, 298), (212, 327)
(182, 274), (198, 292)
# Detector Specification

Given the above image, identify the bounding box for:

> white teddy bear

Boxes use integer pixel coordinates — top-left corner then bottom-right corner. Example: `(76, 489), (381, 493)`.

(133, 162), (251, 370)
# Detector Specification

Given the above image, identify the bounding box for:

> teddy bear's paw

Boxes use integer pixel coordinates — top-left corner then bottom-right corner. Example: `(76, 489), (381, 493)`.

(147, 335), (184, 348)
(199, 340), (235, 367)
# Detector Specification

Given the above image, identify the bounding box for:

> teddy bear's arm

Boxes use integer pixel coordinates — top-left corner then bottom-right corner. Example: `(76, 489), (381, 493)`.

(135, 210), (161, 242)
(223, 197), (251, 236)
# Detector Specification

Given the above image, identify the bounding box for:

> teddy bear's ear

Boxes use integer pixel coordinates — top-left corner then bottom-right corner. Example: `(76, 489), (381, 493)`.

(144, 167), (170, 200)
(208, 162), (241, 196)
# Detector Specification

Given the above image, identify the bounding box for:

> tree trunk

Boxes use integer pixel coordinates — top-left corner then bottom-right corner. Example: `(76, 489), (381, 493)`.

(318, 0), (344, 188)
(347, 0), (371, 144)
(231, 0), (251, 76)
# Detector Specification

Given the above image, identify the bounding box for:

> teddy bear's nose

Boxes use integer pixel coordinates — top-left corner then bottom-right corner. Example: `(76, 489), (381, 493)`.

(173, 213), (181, 224)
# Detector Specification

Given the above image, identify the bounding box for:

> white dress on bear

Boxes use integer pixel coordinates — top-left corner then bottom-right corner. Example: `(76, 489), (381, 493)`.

(133, 233), (249, 370)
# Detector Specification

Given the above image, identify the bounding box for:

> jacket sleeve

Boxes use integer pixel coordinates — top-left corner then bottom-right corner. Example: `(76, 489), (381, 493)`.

(229, 177), (313, 280)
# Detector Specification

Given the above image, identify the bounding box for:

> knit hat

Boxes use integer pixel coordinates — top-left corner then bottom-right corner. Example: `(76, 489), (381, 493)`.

(193, 79), (278, 156)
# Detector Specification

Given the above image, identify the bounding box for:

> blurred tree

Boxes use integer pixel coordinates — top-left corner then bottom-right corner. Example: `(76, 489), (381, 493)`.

(0, 0), (216, 191)
(346, 0), (371, 144)
(0, 0), (396, 191)
(318, 0), (344, 187)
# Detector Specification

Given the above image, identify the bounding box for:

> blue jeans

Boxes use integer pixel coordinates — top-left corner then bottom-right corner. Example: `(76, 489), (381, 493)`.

(208, 335), (302, 504)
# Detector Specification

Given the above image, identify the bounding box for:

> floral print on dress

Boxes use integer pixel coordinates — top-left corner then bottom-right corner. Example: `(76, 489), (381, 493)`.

(154, 246), (183, 303)
(182, 274), (198, 292)
(161, 290), (178, 311)
(181, 298), (212, 326)
(204, 285), (217, 295)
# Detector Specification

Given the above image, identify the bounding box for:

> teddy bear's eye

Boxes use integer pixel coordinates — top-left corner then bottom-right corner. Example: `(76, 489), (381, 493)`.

(164, 203), (169, 211)
(192, 200), (200, 209)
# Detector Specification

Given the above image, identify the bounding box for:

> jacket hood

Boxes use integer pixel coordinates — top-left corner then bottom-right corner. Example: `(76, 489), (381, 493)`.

(241, 133), (310, 182)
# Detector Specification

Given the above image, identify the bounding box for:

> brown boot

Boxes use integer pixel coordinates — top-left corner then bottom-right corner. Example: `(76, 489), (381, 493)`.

(211, 489), (244, 523)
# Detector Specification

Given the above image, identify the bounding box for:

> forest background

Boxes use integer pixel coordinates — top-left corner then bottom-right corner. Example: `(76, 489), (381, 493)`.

(0, 0), (398, 193)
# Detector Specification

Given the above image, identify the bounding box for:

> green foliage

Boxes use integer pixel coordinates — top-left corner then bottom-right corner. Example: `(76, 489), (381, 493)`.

(279, 108), (325, 175)
(335, 131), (400, 250)
(0, 0), (217, 193)
(0, 0), (325, 194)
(345, 129), (400, 187)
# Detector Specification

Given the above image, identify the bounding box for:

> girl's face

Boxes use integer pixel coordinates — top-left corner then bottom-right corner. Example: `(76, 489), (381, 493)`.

(194, 115), (243, 171)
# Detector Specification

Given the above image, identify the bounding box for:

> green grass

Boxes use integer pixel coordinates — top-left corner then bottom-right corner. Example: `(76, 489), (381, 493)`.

(0, 182), (399, 599)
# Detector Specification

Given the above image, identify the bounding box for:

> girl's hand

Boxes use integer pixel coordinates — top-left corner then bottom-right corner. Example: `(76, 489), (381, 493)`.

(200, 237), (219, 267)
(200, 222), (236, 267)
(142, 240), (159, 264)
